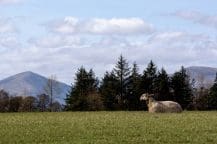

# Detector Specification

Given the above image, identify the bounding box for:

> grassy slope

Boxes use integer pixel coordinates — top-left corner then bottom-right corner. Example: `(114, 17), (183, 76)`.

(0, 112), (216, 144)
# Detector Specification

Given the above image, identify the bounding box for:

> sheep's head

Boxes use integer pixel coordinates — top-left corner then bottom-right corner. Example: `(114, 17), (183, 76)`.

(140, 93), (154, 101)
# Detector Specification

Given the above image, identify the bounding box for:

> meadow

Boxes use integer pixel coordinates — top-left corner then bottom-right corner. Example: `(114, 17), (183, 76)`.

(0, 111), (216, 144)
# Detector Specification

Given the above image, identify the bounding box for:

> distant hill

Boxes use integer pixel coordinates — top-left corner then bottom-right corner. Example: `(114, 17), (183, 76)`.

(186, 66), (217, 88)
(0, 71), (70, 104)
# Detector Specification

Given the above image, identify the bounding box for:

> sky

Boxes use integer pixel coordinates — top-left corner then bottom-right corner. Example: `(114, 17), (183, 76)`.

(1, 0), (217, 84)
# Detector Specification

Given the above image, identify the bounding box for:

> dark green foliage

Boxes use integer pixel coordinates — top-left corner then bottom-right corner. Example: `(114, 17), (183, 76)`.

(141, 60), (157, 94)
(0, 90), (10, 112)
(171, 66), (193, 109)
(155, 68), (172, 101)
(208, 73), (217, 109)
(100, 71), (119, 110)
(65, 67), (100, 111)
(86, 92), (104, 111)
(126, 62), (143, 110)
(113, 55), (131, 109)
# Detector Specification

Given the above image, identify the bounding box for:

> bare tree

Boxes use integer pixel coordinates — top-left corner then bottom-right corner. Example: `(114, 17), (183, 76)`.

(44, 75), (61, 111)
(19, 96), (37, 112)
(37, 94), (50, 112)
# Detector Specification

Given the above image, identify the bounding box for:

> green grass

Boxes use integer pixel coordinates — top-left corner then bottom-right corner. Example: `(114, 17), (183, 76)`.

(0, 111), (217, 144)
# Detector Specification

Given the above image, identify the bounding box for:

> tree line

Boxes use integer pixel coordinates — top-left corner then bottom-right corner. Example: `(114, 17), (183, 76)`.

(1, 55), (217, 112)
(0, 75), (62, 112)
(65, 55), (193, 111)
(0, 92), (62, 112)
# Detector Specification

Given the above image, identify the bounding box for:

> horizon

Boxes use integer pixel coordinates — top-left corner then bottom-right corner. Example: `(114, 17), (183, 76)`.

(0, 65), (217, 85)
(1, 0), (217, 84)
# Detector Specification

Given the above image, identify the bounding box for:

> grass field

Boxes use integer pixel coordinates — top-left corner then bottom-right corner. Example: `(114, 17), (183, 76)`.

(0, 111), (217, 144)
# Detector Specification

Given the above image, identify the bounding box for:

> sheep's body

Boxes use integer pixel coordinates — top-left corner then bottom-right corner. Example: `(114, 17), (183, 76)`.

(140, 93), (182, 113)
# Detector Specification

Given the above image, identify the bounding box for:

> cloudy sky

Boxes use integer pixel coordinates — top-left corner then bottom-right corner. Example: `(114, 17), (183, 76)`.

(0, 0), (217, 84)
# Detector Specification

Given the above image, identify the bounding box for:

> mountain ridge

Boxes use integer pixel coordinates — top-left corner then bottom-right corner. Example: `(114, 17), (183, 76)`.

(186, 66), (217, 88)
(0, 71), (70, 104)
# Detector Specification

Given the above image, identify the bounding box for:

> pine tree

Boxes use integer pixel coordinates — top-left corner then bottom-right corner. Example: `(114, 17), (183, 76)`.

(155, 68), (172, 101)
(126, 62), (142, 110)
(100, 71), (119, 110)
(113, 55), (131, 109)
(65, 67), (99, 111)
(141, 60), (157, 94)
(208, 72), (217, 110)
(0, 90), (10, 112)
(171, 66), (193, 109)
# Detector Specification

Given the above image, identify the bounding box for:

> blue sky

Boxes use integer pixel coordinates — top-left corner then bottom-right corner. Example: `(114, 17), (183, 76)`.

(0, 0), (217, 84)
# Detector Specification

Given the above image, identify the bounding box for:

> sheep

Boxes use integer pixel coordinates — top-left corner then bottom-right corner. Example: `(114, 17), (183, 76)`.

(140, 93), (182, 113)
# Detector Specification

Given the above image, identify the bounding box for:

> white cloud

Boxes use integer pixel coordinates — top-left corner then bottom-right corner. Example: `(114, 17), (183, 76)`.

(21, 30), (217, 84)
(0, 35), (21, 48)
(0, 0), (23, 5)
(173, 11), (217, 29)
(50, 17), (79, 34)
(1, 15), (217, 84)
(0, 18), (17, 33)
(28, 35), (82, 48)
(84, 18), (154, 35)
(47, 17), (154, 35)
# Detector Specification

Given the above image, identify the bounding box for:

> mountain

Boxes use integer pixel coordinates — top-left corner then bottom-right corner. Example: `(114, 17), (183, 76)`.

(186, 66), (217, 88)
(0, 71), (70, 104)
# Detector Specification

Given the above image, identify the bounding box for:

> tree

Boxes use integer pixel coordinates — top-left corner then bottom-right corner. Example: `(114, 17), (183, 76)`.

(51, 101), (62, 112)
(126, 62), (143, 110)
(113, 55), (131, 109)
(171, 66), (193, 109)
(37, 94), (50, 112)
(44, 75), (60, 111)
(141, 60), (158, 94)
(155, 68), (172, 101)
(0, 90), (10, 112)
(65, 67), (99, 111)
(9, 96), (23, 112)
(86, 92), (104, 111)
(19, 96), (37, 112)
(100, 71), (119, 110)
(208, 73), (217, 110)
(193, 87), (209, 110)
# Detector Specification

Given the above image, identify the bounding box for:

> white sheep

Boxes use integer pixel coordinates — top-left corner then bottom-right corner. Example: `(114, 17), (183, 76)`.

(140, 93), (182, 113)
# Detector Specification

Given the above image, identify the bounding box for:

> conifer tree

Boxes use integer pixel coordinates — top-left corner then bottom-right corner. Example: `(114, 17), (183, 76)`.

(208, 72), (217, 110)
(113, 55), (131, 109)
(171, 66), (193, 109)
(155, 68), (172, 101)
(100, 71), (119, 110)
(126, 62), (142, 110)
(65, 67), (99, 111)
(141, 60), (157, 94)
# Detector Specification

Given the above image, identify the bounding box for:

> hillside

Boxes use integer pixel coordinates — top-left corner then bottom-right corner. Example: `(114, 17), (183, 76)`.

(0, 71), (70, 104)
(186, 66), (217, 88)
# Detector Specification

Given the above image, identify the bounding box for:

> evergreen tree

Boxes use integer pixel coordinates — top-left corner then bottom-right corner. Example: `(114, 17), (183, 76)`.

(65, 67), (99, 111)
(141, 60), (157, 94)
(100, 71), (119, 110)
(155, 68), (172, 101)
(171, 66), (193, 109)
(208, 73), (217, 110)
(0, 90), (10, 112)
(113, 55), (131, 109)
(126, 62), (143, 110)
